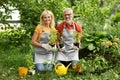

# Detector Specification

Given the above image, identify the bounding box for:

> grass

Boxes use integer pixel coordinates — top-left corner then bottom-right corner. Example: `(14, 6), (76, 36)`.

(0, 44), (120, 80)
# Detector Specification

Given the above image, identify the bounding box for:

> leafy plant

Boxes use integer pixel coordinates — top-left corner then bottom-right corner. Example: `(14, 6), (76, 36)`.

(79, 55), (109, 72)
(111, 12), (120, 24)
(81, 29), (120, 55)
(0, 44), (120, 80)
(100, 37), (120, 55)
(49, 29), (58, 46)
(26, 45), (34, 70)
(73, 30), (82, 43)
(81, 31), (108, 52)
(0, 27), (31, 46)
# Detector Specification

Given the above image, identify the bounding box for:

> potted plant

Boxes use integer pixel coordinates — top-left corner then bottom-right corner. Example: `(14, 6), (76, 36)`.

(73, 31), (82, 48)
(49, 29), (58, 47)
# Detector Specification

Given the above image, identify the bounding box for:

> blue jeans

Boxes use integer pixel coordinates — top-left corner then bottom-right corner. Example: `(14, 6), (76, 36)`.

(35, 63), (53, 71)
(72, 60), (78, 66)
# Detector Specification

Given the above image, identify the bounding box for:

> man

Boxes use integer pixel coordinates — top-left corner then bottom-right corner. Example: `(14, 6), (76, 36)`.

(56, 8), (82, 69)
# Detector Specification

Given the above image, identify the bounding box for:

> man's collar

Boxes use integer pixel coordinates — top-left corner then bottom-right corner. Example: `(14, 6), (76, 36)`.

(63, 21), (74, 26)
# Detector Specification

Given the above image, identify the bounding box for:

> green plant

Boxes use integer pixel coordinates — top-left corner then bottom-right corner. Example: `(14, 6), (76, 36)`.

(49, 29), (58, 45)
(26, 45), (34, 70)
(0, 27), (31, 46)
(111, 12), (120, 24)
(0, 46), (120, 80)
(79, 55), (109, 73)
(81, 31), (108, 52)
(73, 30), (82, 43)
(81, 30), (120, 55)
(100, 37), (120, 55)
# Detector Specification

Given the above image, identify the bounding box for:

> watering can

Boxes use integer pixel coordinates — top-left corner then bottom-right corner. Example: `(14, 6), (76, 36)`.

(55, 63), (71, 75)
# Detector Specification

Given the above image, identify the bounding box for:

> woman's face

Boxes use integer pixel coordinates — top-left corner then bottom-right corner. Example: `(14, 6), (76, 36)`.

(43, 14), (52, 25)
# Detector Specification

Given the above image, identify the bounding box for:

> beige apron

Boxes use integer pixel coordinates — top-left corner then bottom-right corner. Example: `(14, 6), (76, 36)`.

(56, 25), (79, 61)
(34, 27), (54, 64)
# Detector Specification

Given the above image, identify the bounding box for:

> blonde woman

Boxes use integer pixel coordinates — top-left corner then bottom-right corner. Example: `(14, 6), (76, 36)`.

(31, 10), (55, 72)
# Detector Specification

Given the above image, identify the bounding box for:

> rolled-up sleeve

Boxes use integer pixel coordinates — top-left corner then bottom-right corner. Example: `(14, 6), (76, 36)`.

(75, 23), (82, 35)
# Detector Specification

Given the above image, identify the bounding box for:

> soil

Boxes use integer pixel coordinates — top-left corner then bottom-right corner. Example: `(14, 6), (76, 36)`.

(59, 44), (64, 48)
(79, 48), (91, 59)
(74, 43), (79, 48)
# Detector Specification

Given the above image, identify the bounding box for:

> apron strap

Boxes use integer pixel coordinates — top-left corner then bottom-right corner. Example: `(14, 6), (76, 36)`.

(63, 23), (76, 30)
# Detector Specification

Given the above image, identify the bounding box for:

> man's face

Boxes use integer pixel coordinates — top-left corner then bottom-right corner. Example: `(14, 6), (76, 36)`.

(63, 10), (74, 24)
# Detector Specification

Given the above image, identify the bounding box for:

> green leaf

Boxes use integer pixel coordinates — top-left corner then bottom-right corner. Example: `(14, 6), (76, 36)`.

(88, 43), (95, 51)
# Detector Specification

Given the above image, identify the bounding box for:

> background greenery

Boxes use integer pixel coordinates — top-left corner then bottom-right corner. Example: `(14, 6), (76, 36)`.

(0, 0), (120, 79)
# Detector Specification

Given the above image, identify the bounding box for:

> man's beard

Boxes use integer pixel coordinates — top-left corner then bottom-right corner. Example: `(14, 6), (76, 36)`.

(65, 19), (72, 25)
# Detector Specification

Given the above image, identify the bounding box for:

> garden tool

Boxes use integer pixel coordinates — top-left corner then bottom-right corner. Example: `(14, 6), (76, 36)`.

(55, 63), (71, 75)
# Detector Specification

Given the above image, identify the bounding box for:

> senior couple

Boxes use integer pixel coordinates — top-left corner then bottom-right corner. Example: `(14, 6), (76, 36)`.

(31, 8), (82, 72)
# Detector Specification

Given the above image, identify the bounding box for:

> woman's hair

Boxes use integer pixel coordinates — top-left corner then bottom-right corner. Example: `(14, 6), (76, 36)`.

(40, 10), (55, 28)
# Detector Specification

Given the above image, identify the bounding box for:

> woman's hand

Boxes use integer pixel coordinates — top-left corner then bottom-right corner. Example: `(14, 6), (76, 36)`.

(42, 44), (53, 51)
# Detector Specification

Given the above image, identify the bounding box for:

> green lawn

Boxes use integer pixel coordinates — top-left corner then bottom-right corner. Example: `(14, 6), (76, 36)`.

(0, 45), (120, 80)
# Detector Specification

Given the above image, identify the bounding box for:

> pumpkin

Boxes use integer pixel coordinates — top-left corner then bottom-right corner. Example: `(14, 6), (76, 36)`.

(72, 64), (83, 73)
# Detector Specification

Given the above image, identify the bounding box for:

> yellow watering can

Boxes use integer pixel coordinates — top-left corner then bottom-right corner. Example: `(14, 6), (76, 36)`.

(55, 63), (71, 75)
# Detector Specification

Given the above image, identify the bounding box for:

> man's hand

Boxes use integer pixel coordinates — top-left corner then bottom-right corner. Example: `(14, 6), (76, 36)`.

(58, 46), (65, 52)
(73, 45), (79, 50)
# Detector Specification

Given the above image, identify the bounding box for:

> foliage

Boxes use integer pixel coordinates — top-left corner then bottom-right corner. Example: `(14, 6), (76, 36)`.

(0, 1), (120, 79)
(73, 30), (82, 43)
(0, 0), (120, 48)
(26, 45), (34, 70)
(49, 29), (58, 45)
(10, 0), (70, 26)
(0, 26), (31, 46)
(81, 29), (120, 55)
(81, 31), (108, 51)
(111, 12), (120, 24)
(73, 0), (118, 34)
(73, 0), (105, 30)
(79, 55), (109, 72)
(0, 0), (71, 36)
(100, 37), (120, 55)
(0, 46), (120, 79)
(0, 0), (12, 24)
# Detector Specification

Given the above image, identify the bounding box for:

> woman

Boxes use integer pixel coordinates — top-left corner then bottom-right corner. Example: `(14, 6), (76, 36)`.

(31, 10), (55, 72)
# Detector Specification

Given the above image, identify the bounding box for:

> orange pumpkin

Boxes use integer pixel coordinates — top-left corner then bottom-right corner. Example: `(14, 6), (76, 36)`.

(72, 64), (83, 73)
(18, 67), (28, 77)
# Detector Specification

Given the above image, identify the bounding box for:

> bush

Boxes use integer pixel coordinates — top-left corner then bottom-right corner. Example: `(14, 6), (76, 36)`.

(0, 26), (31, 46)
